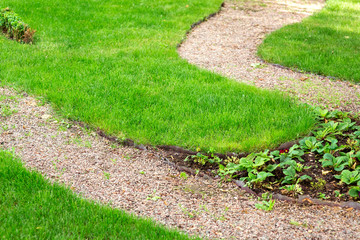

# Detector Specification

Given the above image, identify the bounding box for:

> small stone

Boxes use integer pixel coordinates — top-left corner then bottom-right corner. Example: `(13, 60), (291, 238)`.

(41, 114), (52, 120)
(135, 144), (146, 150)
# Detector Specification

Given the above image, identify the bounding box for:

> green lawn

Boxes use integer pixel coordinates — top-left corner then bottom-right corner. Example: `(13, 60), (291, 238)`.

(0, 151), (196, 239)
(0, 0), (315, 153)
(258, 0), (360, 82)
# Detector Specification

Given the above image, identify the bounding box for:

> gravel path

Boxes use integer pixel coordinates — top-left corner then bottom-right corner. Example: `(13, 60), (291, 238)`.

(1, 88), (359, 239)
(2, 1), (360, 239)
(178, 0), (360, 113)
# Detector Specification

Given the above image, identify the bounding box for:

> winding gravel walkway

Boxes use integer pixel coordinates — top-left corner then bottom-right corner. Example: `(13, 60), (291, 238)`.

(2, 1), (360, 239)
(179, 0), (360, 113)
(1, 88), (359, 239)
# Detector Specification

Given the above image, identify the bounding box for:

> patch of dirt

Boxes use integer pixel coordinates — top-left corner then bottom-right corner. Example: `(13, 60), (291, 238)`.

(178, 0), (360, 112)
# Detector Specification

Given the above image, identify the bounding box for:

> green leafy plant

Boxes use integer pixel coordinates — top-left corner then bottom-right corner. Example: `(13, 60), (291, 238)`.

(337, 118), (356, 132)
(218, 151), (274, 182)
(250, 62), (267, 69)
(0, 7), (35, 43)
(146, 190), (161, 201)
(310, 178), (326, 191)
(334, 170), (360, 185)
(282, 166), (297, 184)
(289, 220), (308, 228)
(294, 163), (311, 172)
(316, 137), (345, 155)
(214, 108), (360, 200)
(281, 166), (311, 184)
(318, 109), (330, 119)
(345, 139), (360, 152)
(272, 145), (305, 164)
(255, 193), (275, 211)
(103, 171), (110, 180)
(239, 152), (271, 172)
(314, 121), (340, 140)
(339, 151), (359, 169)
(223, 156), (240, 165)
(241, 171), (274, 187)
(179, 172), (188, 180)
(349, 186), (360, 199)
(299, 137), (322, 152)
(178, 204), (198, 219)
(318, 192), (330, 200)
(185, 151), (221, 166)
(334, 190), (345, 198)
(217, 163), (239, 181)
(280, 182), (303, 196)
(320, 153), (349, 171)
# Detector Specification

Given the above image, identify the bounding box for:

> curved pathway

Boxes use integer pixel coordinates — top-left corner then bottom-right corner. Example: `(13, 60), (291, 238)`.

(179, 0), (360, 112)
(1, 1), (360, 239)
(1, 87), (359, 239)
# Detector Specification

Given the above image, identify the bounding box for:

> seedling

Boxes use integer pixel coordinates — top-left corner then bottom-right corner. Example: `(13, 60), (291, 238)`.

(2, 125), (9, 131)
(280, 182), (303, 196)
(58, 120), (72, 131)
(25, 131), (32, 137)
(103, 171), (110, 180)
(310, 178), (326, 191)
(178, 204), (198, 219)
(52, 160), (58, 171)
(334, 190), (345, 198)
(250, 63), (267, 69)
(179, 172), (188, 180)
(255, 193), (275, 211)
(147, 190), (161, 201)
(122, 154), (132, 161)
(318, 192), (330, 200)
(185, 152), (221, 166)
(289, 220), (308, 228)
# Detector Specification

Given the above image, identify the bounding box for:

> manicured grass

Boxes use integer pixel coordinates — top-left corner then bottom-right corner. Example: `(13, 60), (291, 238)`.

(0, 151), (196, 239)
(258, 0), (360, 82)
(0, 0), (315, 153)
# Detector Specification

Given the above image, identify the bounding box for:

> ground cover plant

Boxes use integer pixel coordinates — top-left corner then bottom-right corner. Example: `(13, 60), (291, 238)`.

(0, 7), (35, 43)
(258, 0), (360, 82)
(0, 0), (316, 153)
(185, 108), (360, 202)
(0, 150), (196, 239)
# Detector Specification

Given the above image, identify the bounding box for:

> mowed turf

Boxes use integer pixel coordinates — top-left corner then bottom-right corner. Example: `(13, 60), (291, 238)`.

(0, 151), (197, 239)
(258, 0), (360, 82)
(0, 0), (315, 153)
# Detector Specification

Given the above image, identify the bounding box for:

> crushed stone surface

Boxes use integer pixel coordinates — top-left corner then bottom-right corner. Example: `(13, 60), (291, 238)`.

(0, 88), (359, 239)
(1, 0), (360, 238)
(178, 0), (360, 113)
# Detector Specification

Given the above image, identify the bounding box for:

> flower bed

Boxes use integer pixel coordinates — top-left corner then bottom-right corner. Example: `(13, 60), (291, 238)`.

(0, 7), (35, 43)
(185, 108), (360, 202)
